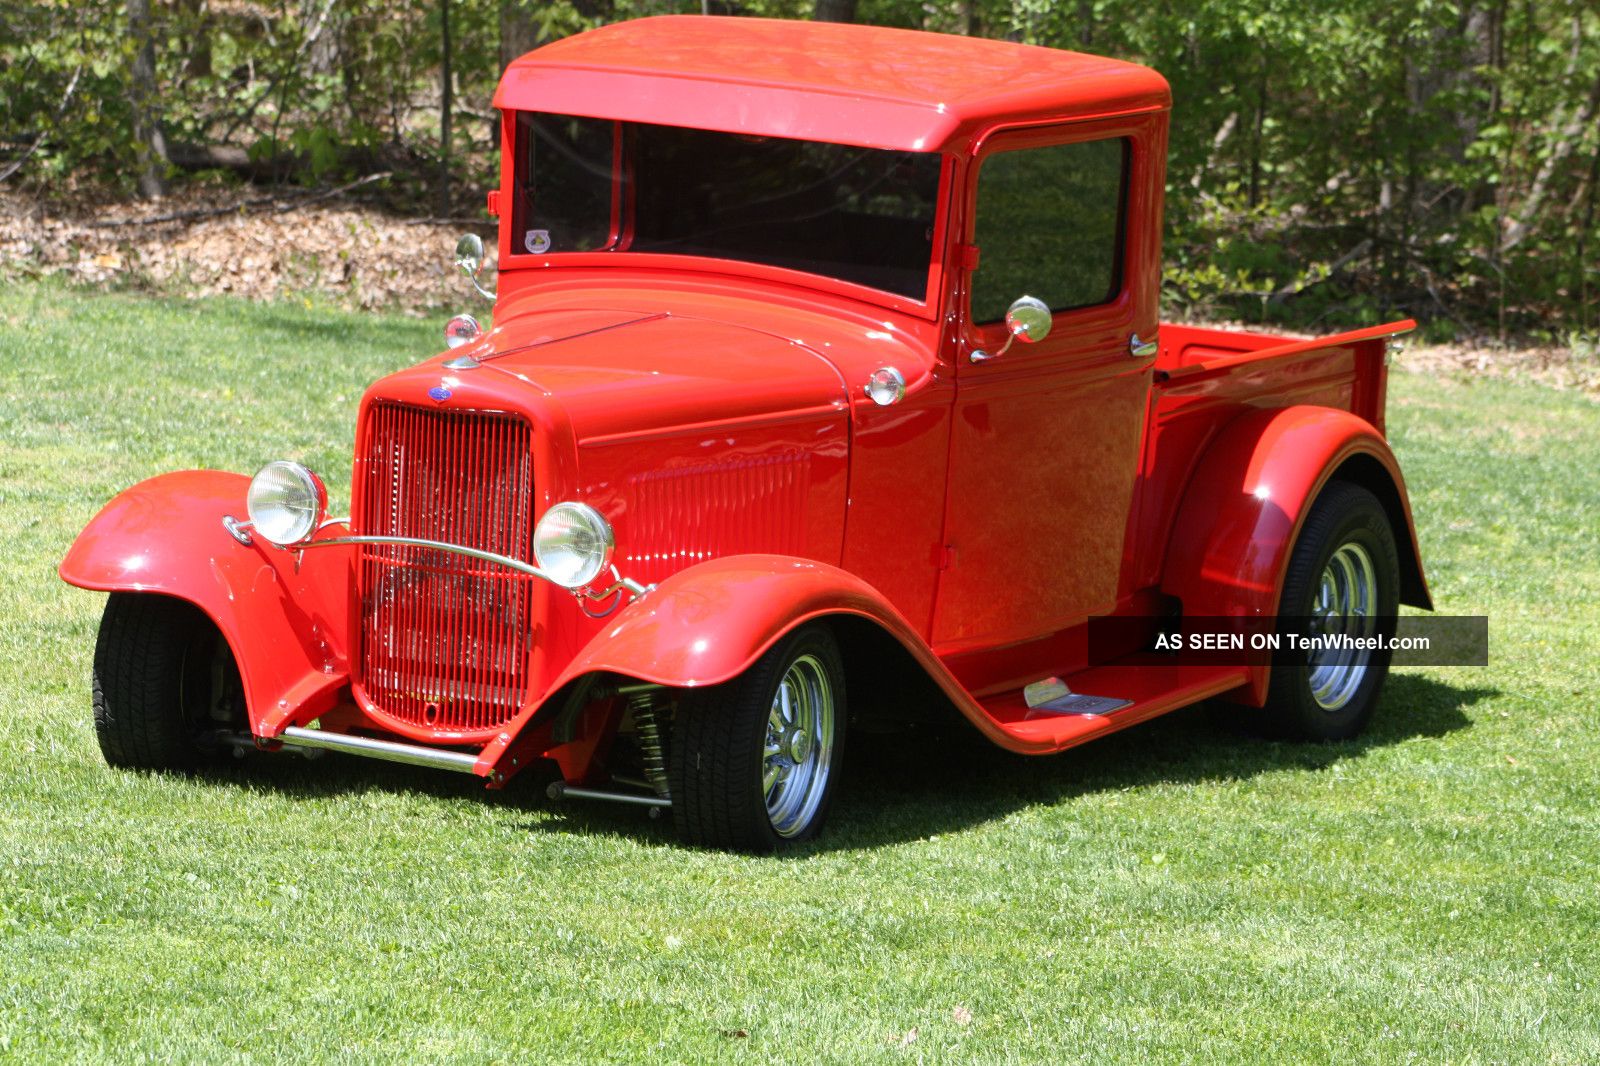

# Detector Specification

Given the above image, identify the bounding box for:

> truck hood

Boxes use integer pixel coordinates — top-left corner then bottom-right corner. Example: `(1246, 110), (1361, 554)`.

(403, 308), (850, 443)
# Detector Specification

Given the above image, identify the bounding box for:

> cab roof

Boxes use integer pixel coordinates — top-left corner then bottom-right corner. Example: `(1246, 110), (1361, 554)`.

(494, 16), (1170, 153)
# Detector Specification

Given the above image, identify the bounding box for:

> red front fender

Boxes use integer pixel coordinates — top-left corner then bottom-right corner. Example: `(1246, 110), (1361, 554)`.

(555, 556), (912, 690)
(58, 471), (357, 736)
(1161, 405), (1430, 704)
(475, 555), (1044, 775)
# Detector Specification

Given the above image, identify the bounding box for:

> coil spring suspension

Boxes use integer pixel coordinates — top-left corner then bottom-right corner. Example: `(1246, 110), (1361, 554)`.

(626, 687), (671, 800)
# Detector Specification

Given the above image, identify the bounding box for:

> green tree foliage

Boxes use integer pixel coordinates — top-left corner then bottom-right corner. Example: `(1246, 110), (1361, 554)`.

(1, 0), (1595, 335)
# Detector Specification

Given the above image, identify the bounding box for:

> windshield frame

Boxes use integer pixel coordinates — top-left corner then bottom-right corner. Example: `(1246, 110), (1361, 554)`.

(496, 111), (954, 320)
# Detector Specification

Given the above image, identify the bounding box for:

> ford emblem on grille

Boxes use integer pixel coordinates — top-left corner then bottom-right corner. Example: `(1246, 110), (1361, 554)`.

(427, 384), (452, 403)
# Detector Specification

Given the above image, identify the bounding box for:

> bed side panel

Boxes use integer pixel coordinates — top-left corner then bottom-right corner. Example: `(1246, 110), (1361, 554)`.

(1128, 322), (1407, 594)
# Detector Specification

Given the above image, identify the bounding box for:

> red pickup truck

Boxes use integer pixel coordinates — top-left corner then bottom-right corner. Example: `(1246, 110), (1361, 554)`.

(61, 16), (1430, 852)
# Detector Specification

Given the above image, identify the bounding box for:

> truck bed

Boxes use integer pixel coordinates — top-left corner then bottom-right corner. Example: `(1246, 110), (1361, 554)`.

(1125, 318), (1416, 596)
(1153, 319), (1415, 430)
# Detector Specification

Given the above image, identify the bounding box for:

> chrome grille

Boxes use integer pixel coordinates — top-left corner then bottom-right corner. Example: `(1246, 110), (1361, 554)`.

(355, 403), (536, 734)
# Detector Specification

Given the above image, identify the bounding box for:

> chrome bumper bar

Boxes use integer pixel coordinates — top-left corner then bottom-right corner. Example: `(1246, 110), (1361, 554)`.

(272, 726), (482, 773)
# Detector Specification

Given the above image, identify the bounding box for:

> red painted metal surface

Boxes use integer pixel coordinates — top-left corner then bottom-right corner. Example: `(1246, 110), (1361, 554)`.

(353, 403), (538, 739)
(497, 554), (1064, 757)
(1158, 402), (1430, 613)
(468, 555), (1253, 771)
(935, 113), (1167, 652)
(1128, 322), (1409, 596)
(58, 471), (356, 737)
(338, 300), (854, 747)
(493, 16), (1171, 154)
(1160, 403), (1430, 704)
(59, 20), (1430, 791)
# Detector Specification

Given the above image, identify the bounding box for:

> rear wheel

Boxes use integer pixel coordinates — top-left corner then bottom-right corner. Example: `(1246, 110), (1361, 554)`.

(93, 593), (244, 770)
(1261, 481), (1400, 740)
(669, 624), (846, 852)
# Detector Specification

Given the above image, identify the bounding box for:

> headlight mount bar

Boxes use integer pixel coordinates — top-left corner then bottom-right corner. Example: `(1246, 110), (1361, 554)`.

(222, 519), (651, 605)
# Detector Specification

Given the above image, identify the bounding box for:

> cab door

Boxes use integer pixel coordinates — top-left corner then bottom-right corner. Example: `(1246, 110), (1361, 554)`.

(932, 116), (1165, 653)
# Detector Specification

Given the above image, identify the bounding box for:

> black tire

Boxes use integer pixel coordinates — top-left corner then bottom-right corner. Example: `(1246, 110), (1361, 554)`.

(1260, 480), (1401, 740)
(669, 624), (847, 853)
(92, 593), (244, 770)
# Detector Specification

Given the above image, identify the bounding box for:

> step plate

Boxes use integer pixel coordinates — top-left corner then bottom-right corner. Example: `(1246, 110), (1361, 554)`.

(1025, 693), (1134, 719)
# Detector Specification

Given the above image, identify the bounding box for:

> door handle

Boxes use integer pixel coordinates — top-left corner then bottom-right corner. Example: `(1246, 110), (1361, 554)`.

(1130, 332), (1159, 359)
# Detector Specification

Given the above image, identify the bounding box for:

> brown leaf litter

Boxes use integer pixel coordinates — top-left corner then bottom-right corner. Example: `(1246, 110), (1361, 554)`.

(3, 189), (1594, 394)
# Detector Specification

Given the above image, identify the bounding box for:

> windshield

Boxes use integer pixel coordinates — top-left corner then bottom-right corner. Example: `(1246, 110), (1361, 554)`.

(511, 112), (945, 301)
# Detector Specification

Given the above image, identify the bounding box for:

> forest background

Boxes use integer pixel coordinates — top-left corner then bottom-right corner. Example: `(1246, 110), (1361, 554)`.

(2, 0), (1597, 346)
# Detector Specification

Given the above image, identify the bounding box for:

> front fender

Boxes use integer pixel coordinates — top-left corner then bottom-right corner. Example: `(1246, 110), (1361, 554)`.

(1161, 405), (1430, 703)
(59, 471), (357, 735)
(476, 554), (1044, 774)
(556, 555), (912, 691)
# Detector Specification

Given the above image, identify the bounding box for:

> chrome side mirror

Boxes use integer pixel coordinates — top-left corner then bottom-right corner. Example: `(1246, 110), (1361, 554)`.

(454, 232), (495, 301)
(970, 295), (1053, 363)
(444, 313), (482, 349)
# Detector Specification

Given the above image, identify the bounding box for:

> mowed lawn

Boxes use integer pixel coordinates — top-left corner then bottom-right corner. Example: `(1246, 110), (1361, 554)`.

(1, 282), (1597, 1064)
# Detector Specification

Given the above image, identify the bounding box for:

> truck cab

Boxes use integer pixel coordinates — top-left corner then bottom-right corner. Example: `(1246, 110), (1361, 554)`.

(62, 17), (1430, 852)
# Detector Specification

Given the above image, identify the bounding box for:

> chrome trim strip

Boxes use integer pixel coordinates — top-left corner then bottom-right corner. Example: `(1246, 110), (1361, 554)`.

(292, 533), (651, 602)
(298, 533), (557, 580)
(273, 726), (481, 773)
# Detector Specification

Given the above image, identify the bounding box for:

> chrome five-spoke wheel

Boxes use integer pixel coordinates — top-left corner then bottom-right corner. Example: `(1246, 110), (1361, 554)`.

(1306, 541), (1378, 711)
(763, 653), (837, 838)
(671, 624), (848, 852)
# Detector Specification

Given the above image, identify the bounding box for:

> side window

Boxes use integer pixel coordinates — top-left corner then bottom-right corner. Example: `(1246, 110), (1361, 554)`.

(514, 112), (616, 254)
(969, 137), (1128, 325)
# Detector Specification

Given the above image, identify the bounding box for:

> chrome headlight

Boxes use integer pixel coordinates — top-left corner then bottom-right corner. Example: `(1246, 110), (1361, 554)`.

(533, 502), (614, 589)
(246, 461), (327, 547)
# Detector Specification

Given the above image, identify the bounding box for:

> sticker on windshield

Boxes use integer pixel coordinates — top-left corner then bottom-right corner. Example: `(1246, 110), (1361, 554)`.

(525, 229), (551, 254)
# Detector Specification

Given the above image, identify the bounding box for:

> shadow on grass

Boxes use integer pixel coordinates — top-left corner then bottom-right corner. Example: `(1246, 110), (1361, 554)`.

(819, 672), (1491, 852)
(190, 672), (1490, 853)
(241, 309), (435, 350)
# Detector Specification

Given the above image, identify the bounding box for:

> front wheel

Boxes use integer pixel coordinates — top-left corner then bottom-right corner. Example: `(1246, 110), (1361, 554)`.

(669, 624), (847, 852)
(93, 593), (244, 770)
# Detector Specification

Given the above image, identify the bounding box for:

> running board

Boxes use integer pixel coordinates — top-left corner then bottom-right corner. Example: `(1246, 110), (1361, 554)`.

(976, 658), (1252, 752)
(1022, 676), (1132, 717)
(272, 726), (482, 774)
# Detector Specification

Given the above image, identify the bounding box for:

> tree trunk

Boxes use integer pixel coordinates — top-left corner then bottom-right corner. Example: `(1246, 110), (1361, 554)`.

(1578, 147), (1600, 331)
(437, 0), (453, 218)
(499, 0), (542, 73)
(500, 0), (611, 69)
(1502, 64), (1600, 252)
(813, 0), (856, 23)
(957, 0), (978, 36)
(575, 0), (614, 25)
(177, 0), (211, 78)
(127, 0), (168, 199)
(1248, 50), (1267, 210)
(301, 0), (341, 79)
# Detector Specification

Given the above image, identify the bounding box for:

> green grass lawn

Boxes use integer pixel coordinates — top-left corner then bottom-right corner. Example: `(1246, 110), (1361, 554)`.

(2, 282), (1597, 1063)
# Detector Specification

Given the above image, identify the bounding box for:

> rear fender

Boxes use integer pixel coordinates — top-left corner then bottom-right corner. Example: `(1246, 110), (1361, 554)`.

(58, 471), (357, 735)
(475, 555), (1033, 775)
(1161, 405), (1431, 704)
